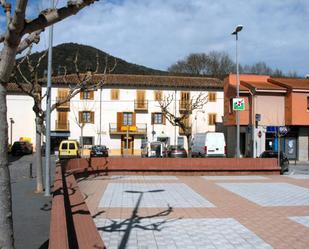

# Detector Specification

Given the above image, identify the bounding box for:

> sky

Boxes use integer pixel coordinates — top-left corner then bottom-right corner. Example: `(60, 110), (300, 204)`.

(2, 0), (309, 76)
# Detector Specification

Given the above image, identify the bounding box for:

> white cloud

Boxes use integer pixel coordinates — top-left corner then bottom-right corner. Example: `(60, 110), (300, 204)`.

(30, 0), (309, 75)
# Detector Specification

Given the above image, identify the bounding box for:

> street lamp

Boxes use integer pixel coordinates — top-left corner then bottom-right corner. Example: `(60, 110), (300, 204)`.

(232, 25), (243, 158)
(9, 118), (15, 145)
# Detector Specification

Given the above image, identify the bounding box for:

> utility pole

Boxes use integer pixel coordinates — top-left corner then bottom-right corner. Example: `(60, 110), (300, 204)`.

(45, 0), (55, 197)
(99, 87), (102, 145)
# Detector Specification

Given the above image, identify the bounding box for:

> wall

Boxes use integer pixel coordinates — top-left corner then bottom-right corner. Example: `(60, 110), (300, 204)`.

(255, 95), (285, 126)
(7, 94), (36, 146)
(298, 127), (309, 161)
(45, 86), (224, 155)
(288, 92), (309, 125)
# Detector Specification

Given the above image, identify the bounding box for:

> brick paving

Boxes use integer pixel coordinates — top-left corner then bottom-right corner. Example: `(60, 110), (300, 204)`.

(78, 174), (309, 249)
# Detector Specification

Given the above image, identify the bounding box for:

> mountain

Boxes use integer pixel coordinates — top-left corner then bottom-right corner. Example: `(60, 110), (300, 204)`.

(17, 43), (167, 79)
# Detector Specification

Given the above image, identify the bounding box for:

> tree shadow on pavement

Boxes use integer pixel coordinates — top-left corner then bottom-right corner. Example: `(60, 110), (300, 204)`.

(97, 189), (182, 249)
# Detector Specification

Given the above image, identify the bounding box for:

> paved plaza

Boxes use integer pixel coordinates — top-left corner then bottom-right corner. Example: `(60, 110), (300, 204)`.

(78, 174), (309, 249)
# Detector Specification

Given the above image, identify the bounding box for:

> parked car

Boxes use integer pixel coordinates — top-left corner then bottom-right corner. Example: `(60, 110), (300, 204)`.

(191, 132), (226, 157)
(11, 141), (33, 156)
(259, 150), (289, 174)
(166, 145), (187, 158)
(90, 145), (109, 157)
(58, 140), (80, 160)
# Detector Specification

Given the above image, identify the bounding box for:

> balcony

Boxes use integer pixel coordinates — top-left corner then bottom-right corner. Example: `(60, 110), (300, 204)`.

(55, 121), (70, 131)
(109, 123), (147, 135)
(134, 100), (148, 112)
(56, 97), (70, 110)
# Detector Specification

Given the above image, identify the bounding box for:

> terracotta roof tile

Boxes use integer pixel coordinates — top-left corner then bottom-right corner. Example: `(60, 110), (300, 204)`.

(241, 81), (286, 91)
(40, 73), (223, 90)
(269, 78), (309, 90)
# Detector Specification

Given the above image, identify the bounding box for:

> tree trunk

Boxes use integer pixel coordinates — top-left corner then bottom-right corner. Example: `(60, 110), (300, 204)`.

(34, 117), (44, 193)
(186, 134), (192, 158)
(0, 83), (14, 249)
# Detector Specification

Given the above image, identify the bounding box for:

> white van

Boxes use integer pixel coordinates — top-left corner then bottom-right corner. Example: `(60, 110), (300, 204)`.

(191, 132), (226, 157)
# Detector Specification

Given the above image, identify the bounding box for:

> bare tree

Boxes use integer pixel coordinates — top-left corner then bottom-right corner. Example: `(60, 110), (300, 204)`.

(158, 93), (208, 157)
(0, 1), (99, 247)
(13, 50), (105, 193)
(168, 51), (235, 79)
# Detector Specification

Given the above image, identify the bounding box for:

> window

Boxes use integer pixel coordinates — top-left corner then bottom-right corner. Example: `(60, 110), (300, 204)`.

(136, 90), (146, 108)
(111, 89), (119, 100)
(208, 92), (217, 102)
(123, 112), (133, 126)
(307, 96), (309, 111)
(154, 90), (162, 101)
(79, 111), (94, 124)
(151, 113), (165, 124)
(80, 90), (94, 100)
(208, 113), (217, 125)
(177, 137), (184, 147)
(69, 143), (76, 150)
(61, 143), (68, 150)
(180, 91), (190, 109)
(80, 136), (94, 146)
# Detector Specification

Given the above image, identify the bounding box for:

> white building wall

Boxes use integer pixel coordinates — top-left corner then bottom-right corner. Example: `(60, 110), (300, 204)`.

(7, 94), (36, 146)
(43, 86), (223, 155)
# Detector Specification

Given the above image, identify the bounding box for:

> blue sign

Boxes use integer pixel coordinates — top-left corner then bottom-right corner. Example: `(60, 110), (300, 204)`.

(266, 126), (288, 135)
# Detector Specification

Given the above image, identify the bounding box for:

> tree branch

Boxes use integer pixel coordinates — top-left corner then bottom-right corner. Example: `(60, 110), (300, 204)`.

(22, 0), (98, 35)
(17, 30), (43, 54)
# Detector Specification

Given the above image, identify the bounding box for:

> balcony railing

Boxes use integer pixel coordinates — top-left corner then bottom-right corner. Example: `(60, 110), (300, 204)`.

(55, 121), (70, 131)
(109, 123), (147, 135)
(56, 97), (70, 110)
(134, 100), (148, 112)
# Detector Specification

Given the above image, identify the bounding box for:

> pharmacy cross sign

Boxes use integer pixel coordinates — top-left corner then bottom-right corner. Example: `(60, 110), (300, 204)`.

(233, 98), (245, 111)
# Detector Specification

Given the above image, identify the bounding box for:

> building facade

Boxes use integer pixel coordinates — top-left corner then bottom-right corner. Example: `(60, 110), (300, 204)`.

(224, 74), (309, 161)
(45, 74), (224, 156)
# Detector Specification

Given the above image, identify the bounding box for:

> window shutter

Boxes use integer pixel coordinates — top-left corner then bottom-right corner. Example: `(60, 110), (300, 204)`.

(80, 91), (84, 100)
(151, 113), (154, 125)
(89, 91), (94, 100)
(90, 112), (95, 124)
(117, 112), (122, 131)
(79, 111), (83, 124)
(132, 112), (136, 126)
(162, 113), (166, 125)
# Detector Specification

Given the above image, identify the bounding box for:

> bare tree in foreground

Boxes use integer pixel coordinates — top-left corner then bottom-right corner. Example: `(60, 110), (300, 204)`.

(158, 93), (208, 157)
(0, 1), (98, 248)
(13, 51), (105, 193)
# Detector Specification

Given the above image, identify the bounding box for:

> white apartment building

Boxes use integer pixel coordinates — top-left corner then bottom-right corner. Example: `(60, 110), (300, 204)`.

(7, 83), (36, 145)
(44, 74), (223, 156)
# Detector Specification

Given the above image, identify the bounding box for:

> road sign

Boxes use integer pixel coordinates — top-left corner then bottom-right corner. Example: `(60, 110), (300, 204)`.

(255, 113), (261, 122)
(258, 131), (262, 138)
(233, 98), (245, 111)
(278, 126), (288, 135)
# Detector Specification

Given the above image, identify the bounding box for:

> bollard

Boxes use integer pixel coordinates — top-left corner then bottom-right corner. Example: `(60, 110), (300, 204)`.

(29, 163), (33, 178)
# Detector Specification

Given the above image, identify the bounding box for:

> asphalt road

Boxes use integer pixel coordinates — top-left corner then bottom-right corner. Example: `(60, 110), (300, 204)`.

(9, 154), (56, 249)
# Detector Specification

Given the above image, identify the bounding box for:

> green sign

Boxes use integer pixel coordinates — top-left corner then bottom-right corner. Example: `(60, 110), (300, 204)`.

(233, 98), (245, 111)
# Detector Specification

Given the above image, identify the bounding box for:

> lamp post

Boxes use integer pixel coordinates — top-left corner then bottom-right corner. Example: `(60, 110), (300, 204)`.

(9, 118), (14, 145)
(232, 25), (243, 158)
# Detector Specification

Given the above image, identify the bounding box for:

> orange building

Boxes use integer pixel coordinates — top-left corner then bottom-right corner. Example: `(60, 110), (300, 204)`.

(224, 74), (309, 161)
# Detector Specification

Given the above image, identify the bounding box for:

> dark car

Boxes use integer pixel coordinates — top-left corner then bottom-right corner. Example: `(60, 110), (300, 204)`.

(259, 150), (289, 174)
(166, 145), (187, 158)
(11, 141), (33, 156)
(90, 145), (109, 157)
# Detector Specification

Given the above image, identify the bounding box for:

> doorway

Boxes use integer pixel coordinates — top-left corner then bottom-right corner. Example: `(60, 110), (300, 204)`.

(121, 135), (134, 155)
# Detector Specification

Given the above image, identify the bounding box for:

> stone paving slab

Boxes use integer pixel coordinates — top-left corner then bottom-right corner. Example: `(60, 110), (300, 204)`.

(203, 175), (269, 180)
(217, 182), (309, 206)
(289, 216), (309, 227)
(284, 174), (309, 179)
(99, 183), (215, 208)
(95, 218), (273, 249)
(79, 174), (309, 249)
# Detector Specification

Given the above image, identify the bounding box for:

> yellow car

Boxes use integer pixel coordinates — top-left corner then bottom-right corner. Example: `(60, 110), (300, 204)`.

(58, 140), (80, 160)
